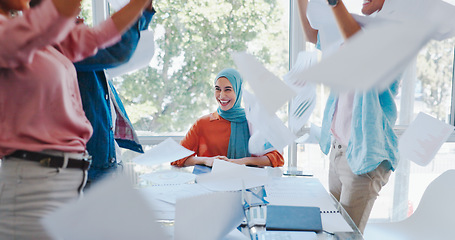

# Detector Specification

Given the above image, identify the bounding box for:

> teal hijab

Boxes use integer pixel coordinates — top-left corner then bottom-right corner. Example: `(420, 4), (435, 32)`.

(215, 68), (250, 159)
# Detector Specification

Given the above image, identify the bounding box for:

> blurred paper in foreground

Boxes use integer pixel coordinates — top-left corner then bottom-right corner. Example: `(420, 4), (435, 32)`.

(42, 175), (169, 240)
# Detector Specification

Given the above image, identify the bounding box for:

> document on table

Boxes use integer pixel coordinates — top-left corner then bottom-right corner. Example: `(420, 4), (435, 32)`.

(139, 170), (196, 185)
(174, 191), (244, 240)
(264, 177), (353, 233)
(42, 175), (170, 240)
(232, 52), (296, 114)
(256, 231), (317, 240)
(196, 160), (269, 191)
(132, 137), (194, 166)
(138, 183), (213, 220)
(399, 112), (454, 166)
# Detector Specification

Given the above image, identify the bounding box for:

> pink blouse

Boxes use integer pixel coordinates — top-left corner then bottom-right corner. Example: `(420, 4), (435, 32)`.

(0, 0), (121, 157)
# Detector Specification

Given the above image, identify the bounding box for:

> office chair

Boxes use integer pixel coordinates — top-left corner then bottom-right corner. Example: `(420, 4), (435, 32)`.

(363, 169), (455, 240)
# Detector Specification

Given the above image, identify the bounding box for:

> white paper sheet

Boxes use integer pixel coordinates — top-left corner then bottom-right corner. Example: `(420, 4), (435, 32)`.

(373, 0), (455, 41)
(42, 175), (169, 240)
(399, 112), (454, 166)
(301, 0), (455, 93)
(174, 191), (245, 240)
(301, 19), (433, 92)
(243, 90), (296, 152)
(139, 183), (213, 205)
(139, 170), (196, 185)
(106, 30), (155, 78)
(307, 0), (343, 57)
(196, 160), (269, 191)
(256, 231), (317, 240)
(283, 51), (319, 87)
(283, 51), (318, 135)
(232, 52), (296, 114)
(295, 123), (321, 144)
(223, 229), (250, 240)
(132, 137), (194, 166)
(264, 177), (353, 233)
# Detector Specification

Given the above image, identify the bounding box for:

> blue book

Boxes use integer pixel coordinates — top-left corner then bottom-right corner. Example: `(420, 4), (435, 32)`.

(266, 205), (323, 233)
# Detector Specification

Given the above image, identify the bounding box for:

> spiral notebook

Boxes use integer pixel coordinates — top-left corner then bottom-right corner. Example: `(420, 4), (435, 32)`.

(264, 177), (353, 233)
(266, 205), (323, 233)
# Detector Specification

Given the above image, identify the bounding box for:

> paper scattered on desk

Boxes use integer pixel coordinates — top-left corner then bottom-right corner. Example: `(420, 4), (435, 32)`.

(232, 52), (296, 114)
(399, 112), (454, 166)
(139, 170), (196, 185)
(256, 231), (317, 240)
(174, 191), (244, 240)
(42, 175), (169, 240)
(132, 137), (194, 166)
(139, 183), (212, 205)
(196, 160), (269, 191)
(264, 177), (353, 233)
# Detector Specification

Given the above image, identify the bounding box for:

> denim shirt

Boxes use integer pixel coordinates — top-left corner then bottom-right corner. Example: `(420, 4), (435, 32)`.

(319, 79), (401, 175)
(74, 9), (155, 181)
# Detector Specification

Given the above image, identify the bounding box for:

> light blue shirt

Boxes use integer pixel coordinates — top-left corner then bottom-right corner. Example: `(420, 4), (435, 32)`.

(319, 79), (401, 175)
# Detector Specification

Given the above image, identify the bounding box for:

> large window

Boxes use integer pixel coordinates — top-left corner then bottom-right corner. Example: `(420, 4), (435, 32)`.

(294, 1), (455, 223)
(112, 0), (290, 136)
(86, 0), (455, 225)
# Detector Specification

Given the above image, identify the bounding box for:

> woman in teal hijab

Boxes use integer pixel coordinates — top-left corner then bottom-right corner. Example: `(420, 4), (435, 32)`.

(171, 68), (284, 169)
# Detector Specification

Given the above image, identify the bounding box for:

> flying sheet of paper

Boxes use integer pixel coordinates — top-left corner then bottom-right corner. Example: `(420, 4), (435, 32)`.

(399, 112), (454, 166)
(299, 0), (455, 92)
(284, 51), (318, 134)
(196, 160), (269, 191)
(372, 0), (455, 41)
(232, 52), (296, 114)
(42, 175), (169, 240)
(295, 123), (321, 144)
(300, 18), (433, 92)
(106, 30), (155, 78)
(174, 191), (244, 240)
(132, 137), (194, 166)
(306, 0), (343, 57)
(243, 90), (296, 152)
(284, 51), (319, 87)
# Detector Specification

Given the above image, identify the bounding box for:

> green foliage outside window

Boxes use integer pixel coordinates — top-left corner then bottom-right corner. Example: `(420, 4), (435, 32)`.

(417, 38), (455, 122)
(112, 0), (289, 133)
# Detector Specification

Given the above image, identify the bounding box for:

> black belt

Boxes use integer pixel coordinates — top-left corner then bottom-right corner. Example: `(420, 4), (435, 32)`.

(6, 150), (91, 170)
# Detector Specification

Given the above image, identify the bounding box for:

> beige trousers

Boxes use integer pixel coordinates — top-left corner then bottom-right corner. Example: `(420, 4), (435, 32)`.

(328, 140), (391, 233)
(0, 157), (86, 240)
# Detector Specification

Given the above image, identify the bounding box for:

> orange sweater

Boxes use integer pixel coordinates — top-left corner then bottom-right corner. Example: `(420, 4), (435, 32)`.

(171, 112), (284, 167)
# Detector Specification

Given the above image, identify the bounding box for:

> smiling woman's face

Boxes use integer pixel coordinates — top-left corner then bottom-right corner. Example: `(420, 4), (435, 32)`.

(215, 77), (236, 111)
